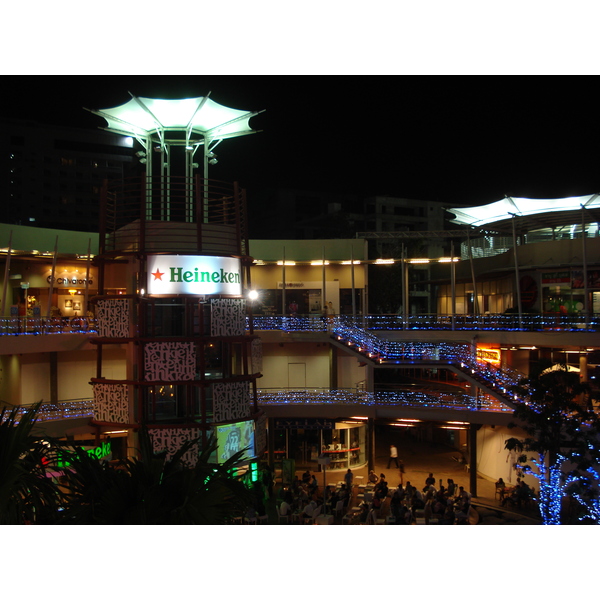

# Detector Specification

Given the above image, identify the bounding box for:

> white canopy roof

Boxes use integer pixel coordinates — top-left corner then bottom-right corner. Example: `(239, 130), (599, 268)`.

(448, 194), (600, 230)
(88, 94), (260, 144)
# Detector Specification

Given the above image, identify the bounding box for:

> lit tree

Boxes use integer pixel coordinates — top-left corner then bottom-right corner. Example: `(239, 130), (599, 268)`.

(505, 365), (600, 524)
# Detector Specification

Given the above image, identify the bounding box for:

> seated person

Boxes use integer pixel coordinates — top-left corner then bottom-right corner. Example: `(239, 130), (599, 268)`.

(302, 500), (318, 518)
(393, 484), (405, 502)
(446, 478), (456, 497)
(368, 470), (379, 485)
(279, 499), (292, 516)
(302, 470), (312, 484)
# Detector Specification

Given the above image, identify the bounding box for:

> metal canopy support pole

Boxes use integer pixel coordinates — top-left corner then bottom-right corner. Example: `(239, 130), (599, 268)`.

(402, 243), (408, 328)
(46, 236), (59, 329)
(322, 247), (327, 320)
(351, 245), (356, 319)
(451, 240), (456, 331)
(582, 206), (590, 327)
(466, 230), (480, 318)
(510, 215), (523, 330)
(145, 135), (153, 221)
(1, 230), (12, 322)
(282, 247), (286, 316)
(84, 238), (91, 318)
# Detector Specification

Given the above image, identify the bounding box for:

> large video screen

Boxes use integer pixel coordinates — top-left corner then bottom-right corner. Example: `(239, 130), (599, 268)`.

(215, 420), (255, 464)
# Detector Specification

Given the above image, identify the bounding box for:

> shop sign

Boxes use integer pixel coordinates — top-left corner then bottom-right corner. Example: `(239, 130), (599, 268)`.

(47, 275), (94, 287)
(147, 255), (242, 296)
(56, 440), (112, 468)
(275, 418), (335, 430)
(541, 271), (570, 284)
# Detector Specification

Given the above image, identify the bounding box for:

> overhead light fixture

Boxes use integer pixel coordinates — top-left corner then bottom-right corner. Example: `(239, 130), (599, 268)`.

(375, 259), (394, 264)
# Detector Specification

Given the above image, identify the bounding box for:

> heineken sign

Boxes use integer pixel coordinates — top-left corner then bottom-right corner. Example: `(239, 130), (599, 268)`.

(147, 255), (243, 295)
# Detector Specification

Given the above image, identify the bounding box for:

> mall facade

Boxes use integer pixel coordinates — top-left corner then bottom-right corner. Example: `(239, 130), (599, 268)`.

(1, 94), (598, 494)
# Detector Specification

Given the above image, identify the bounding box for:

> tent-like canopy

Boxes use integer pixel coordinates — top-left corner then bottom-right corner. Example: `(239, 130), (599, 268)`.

(87, 94), (261, 145)
(86, 93), (263, 187)
(448, 194), (600, 233)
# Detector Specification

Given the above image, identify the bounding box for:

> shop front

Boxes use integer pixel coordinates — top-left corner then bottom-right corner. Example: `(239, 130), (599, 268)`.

(272, 417), (367, 471)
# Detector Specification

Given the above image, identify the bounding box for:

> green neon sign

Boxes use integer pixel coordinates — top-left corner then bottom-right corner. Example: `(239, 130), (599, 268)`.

(56, 441), (112, 468)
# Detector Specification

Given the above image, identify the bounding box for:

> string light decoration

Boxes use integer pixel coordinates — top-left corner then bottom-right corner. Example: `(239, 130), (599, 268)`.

(1, 400), (95, 423)
(250, 313), (598, 334)
(257, 388), (509, 413)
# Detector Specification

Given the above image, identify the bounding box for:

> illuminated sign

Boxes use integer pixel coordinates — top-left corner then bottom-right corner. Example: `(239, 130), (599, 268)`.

(47, 275), (94, 287)
(56, 441), (112, 468)
(147, 255), (242, 295)
(477, 347), (501, 365)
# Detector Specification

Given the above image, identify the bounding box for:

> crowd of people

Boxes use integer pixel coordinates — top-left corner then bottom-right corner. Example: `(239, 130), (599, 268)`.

(270, 464), (483, 525)
(497, 477), (535, 509)
(354, 472), (473, 525)
(263, 457), (536, 525)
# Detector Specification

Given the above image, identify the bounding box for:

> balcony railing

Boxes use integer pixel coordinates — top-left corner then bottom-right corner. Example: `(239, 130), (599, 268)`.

(0, 317), (97, 336)
(252, 313), (599, 333)
(257, 387), (511, 413)
(1, 399), (95, 423)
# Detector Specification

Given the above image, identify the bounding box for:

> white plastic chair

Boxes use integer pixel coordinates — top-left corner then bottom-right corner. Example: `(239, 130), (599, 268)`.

(304, 505), (322, 524)
(276, 504), (289, 524)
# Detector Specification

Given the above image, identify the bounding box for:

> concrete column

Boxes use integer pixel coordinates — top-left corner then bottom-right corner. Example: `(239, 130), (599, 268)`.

(368, 417), (375, 472)
(49, 352), (58, 404)
(268, 417), (275, 469)
(469, 423), (478, 497)
(579, 353), (588, 382)
(329, 344), (338, 389)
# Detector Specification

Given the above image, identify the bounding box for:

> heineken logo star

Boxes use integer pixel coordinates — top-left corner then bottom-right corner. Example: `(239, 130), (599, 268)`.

(152, 269), (164, 281)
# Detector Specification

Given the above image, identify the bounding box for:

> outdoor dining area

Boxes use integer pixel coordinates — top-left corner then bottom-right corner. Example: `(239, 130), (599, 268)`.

(267, 468), (477, 525)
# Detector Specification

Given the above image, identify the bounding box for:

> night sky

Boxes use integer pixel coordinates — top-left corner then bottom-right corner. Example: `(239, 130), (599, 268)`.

(5, 74), (600, 208)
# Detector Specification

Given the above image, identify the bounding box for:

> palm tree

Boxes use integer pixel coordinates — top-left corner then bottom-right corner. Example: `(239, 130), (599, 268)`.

(57, 426), (254, 524)
(0, 402), (61, 524)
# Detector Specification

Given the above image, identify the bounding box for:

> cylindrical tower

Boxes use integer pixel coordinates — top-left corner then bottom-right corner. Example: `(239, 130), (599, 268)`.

(87, 94), (265, 467)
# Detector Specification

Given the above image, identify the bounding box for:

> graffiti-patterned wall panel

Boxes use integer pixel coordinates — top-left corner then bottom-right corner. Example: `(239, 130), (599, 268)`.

(213, 381), (251, 422)
(144, 342), (196, 381)
(93, 383), (129, 423)
(211, 298), (246, 337)
(251, 338), (263, 374)
(148, 427), (201, 468)
(255, 414), (267, 456)
(96, 298), (130, 338)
